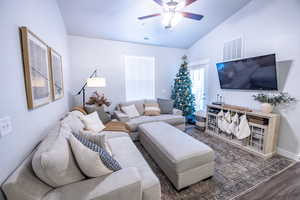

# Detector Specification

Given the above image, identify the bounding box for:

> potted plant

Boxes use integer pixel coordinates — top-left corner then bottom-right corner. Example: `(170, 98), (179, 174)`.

(253, 92), (296, 113)
(86, 91), (111, 107)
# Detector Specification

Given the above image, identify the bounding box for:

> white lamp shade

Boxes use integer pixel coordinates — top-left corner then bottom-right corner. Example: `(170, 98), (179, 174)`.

(86, 77), (106, 87)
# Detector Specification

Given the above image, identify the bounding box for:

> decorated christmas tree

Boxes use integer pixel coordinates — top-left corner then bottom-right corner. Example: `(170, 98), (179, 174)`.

(171, 55), (196, 121)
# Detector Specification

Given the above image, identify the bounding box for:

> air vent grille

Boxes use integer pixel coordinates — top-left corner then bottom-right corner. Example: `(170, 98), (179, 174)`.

(223, 37), (243, 61)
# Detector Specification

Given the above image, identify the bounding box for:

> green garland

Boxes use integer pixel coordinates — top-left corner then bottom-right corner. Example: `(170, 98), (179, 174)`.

(252, 92), (296, 106)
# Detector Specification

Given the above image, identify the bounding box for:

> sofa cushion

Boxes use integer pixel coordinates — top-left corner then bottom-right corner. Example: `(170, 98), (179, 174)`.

(157, 98), (174, 114)
(126, 114), (185, 132)
(126, 116), (157, 132)
(42, 168), (142, 200)
(2, 150), (53, 200)
(102, 131), (130, 139)
(107, 136), (161, 200)
(32, 125), (85, 187)
(151, 114), (185, 125)
(120, 100), (145, 115)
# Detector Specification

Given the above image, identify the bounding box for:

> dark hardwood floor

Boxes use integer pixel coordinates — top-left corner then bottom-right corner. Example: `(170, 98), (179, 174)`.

(236, 162), (300, 200)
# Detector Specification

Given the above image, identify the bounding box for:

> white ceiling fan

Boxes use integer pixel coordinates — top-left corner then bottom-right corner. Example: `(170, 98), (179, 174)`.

(138, 0), (204, 29)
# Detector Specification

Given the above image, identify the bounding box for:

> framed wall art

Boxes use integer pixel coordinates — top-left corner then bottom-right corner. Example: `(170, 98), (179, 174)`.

(20, 26), (52, 109)
(49, 48), (64, 101)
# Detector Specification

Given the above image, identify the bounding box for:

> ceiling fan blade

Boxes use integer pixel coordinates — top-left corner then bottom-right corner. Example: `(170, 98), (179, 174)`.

(176, 1), (186, 10)
(181, 12), (204, 20)
(185, 0), (198, 7)
(153, 0), (164, 6)
(138, 13), (161, 20)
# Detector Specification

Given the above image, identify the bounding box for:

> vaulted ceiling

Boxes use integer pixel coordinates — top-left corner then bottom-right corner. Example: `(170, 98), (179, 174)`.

(57, 0), (251, 48)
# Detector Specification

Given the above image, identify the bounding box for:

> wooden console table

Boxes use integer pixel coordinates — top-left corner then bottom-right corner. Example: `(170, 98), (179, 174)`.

(206, 104), (280, 159)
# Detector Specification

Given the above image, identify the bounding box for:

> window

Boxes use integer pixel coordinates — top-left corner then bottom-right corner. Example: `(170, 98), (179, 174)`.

(124, 56), (155, 101)
(191, 64), (207, 112)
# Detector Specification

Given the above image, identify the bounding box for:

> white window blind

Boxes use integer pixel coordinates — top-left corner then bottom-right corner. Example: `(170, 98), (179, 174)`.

(124, 56), (155, 101)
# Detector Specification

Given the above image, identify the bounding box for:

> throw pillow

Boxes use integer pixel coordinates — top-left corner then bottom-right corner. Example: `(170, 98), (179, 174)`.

(157, 98), (174, 114)
(82, 112), (105, 132)
(121, 104), (140, 118)
(32, 125), (85, 187)
(120, 100), (145, 115)
(69, 133), (121, 177)
(144, 103), (161, 116)
(61, 113), (85, 134)
(85, 105), (111, 124)
(79, 130), (113, 157)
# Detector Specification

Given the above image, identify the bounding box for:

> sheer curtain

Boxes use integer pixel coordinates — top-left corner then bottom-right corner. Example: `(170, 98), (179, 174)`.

(124, 56), (155, 101)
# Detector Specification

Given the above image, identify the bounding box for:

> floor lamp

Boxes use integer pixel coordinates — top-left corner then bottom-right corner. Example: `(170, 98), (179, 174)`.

(76, 69), (106, 107)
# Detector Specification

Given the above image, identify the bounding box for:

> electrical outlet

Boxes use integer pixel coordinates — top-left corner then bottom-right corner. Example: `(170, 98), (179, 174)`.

(0, 117), (12, 138)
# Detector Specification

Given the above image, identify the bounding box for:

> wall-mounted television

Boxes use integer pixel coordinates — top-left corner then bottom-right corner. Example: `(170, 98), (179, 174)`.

(216, 54), (278, 90)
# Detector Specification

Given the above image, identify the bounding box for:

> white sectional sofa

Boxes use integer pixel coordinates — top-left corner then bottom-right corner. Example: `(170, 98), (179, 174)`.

(1, 111), (161, 200)
(1, 104), (214, 200)
(114, 99), (186, 140)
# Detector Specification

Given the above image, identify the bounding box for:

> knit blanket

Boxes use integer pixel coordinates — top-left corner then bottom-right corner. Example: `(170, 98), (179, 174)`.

(104, 121), (130, 133)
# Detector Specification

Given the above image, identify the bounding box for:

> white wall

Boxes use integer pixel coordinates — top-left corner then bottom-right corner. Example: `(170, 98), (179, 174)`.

(188, 0), (300, 158)
(68, 36), (186, 109)
(0, 0), (71, 187)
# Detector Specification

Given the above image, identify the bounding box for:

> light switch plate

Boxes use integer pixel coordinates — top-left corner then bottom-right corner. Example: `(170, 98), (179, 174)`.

(0, 117), (12, 138)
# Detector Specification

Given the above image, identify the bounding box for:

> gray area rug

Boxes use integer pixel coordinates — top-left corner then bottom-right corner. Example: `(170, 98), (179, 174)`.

(135, 126), (295, 200)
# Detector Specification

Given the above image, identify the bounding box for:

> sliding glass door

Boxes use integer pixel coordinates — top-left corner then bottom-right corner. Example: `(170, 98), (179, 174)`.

(190, 62), (208, 113)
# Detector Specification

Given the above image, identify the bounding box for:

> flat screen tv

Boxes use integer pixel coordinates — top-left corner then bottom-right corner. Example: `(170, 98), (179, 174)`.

(216, 54), (278, 90)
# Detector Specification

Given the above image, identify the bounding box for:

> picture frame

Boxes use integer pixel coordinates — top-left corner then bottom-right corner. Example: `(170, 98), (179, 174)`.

(20, 26), (52, 109)
(49, 48), (64, 101)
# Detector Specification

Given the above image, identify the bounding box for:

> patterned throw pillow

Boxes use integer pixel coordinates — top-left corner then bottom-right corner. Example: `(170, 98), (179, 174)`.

(79, 130), (113, 157)
(70, 133), (121, 177)
(144, 103), (161, 116)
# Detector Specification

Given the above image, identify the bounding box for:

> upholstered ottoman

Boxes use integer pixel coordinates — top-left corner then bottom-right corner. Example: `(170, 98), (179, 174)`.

(139, 122), (215, 190)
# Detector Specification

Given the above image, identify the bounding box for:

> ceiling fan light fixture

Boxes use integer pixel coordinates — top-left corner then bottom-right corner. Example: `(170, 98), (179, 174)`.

(162, 12), (183, 28)
(171, 12), (183, 27)
(166, 2), (177, 9)
(162, 12), (172, 27)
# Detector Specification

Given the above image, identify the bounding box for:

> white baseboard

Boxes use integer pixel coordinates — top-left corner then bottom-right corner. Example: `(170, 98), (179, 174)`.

(277, 148), (300, 161)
